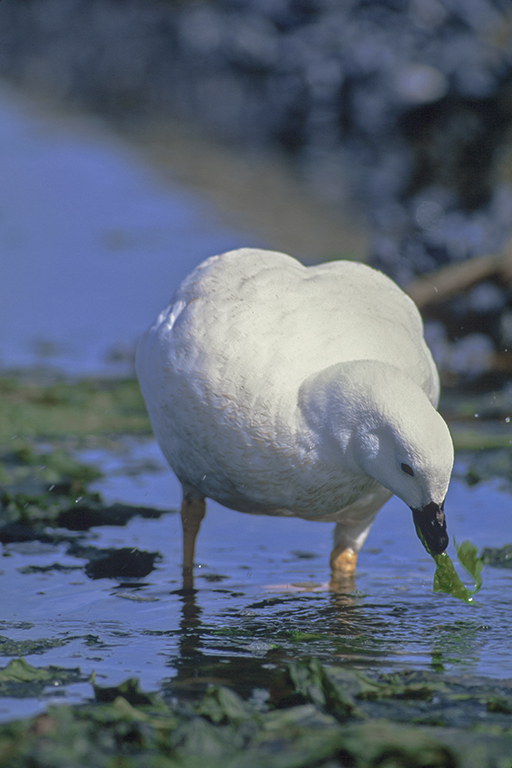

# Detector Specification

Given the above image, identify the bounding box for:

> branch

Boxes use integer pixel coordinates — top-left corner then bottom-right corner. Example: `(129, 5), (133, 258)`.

(405, 246), (512, 309)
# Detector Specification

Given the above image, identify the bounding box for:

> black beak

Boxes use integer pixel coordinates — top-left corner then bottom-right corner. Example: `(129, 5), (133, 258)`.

(410, 501), (448, 556)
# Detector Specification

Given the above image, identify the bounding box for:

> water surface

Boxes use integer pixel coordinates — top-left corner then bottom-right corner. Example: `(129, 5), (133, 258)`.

(1, 438), (510, 723)
(0, 82), (258, 373)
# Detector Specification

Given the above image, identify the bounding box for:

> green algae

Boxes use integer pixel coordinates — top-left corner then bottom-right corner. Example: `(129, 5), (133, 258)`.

(414, 514), (484, 602)
(0, 439), (171, 587)
(0, 438), (168, 536)
(432, 541), (483, 603)
(0, 664), (510, 767)
(0, 637), (70, 658)
(0, 659), (84, 698)
(414, 520), (483, 602)
(0, 376), (150, 446)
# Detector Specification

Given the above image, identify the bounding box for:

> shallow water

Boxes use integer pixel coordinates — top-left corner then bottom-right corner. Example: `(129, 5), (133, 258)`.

(0, 82), (258, 374)
(1, 438), (510, 723)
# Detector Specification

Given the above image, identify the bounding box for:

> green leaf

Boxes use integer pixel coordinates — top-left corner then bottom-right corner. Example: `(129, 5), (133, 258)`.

(195, 685), (251, 725)
(93, 677), (166, 709)
(432, 540), (482, 603)
(270, 659), (363, 721)
(455, 539), (483, 590)
(0, 658), (58, 683)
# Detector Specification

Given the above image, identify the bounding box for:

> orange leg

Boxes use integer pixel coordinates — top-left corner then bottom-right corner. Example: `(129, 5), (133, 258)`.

(180, 496), (206, 585)
(329, 546), (357, 577)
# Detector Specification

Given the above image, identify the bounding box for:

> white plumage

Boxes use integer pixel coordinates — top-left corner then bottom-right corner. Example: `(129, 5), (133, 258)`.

(137, 248), (454, 581)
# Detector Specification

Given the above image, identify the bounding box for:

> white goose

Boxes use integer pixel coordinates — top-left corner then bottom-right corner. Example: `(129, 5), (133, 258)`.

(136, 248), (454, 582)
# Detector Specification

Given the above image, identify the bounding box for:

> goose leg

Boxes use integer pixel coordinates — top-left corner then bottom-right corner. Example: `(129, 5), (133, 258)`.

(329, 491), (389, 580)
(180, 495), (206, 584)
(330, 520), (370, 580)
(329, 519), (368, 580)
(330, 546), (357, 575)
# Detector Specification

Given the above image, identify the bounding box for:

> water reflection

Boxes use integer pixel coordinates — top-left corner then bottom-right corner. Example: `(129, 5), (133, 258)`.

(427, 621), (487, 673)
(158, 566), (492, 703)
(172, 586), (206, 693)
(167, 585), (297, 700)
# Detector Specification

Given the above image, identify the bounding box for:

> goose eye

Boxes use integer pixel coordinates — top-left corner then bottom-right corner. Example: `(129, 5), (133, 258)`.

(401, 463), (414, 477)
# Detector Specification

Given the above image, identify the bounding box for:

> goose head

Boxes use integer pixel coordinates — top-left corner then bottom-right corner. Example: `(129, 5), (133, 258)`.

(300, 360), (454, 555)
(351, 401), (453, 555)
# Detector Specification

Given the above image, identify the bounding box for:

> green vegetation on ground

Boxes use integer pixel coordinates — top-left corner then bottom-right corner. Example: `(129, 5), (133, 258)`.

(0, 659), (510, 767)
(0, 376), (150, 446)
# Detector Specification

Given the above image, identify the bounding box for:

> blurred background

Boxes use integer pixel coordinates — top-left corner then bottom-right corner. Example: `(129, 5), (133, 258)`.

(1, 0), (512, 389)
